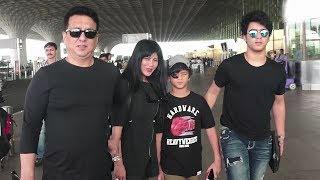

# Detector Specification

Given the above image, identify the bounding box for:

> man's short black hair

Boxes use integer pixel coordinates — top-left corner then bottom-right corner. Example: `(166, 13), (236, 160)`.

(64, 6), (99, 31)
(240, 10), (273, 36)
(44, 42), (57, 50)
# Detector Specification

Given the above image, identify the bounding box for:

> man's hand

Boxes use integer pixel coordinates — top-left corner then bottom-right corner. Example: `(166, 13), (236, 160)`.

(114, 160), (126, 180)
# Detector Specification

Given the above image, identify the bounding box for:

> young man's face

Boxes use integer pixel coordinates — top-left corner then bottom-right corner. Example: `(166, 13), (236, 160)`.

(45, 46), (57, 60)
(62, 15), (98, 60)
(169, 70), (190, 90)
(242, 22), (270, 53)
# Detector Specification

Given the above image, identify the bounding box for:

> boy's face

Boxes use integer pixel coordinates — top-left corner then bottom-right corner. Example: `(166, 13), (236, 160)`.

(169, 69), (190, 90)
(242, 22), (270, 53)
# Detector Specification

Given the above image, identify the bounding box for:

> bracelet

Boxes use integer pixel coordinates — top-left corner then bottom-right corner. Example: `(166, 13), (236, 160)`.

(278, 135), (285, 140)
(112, 155), (121, 162)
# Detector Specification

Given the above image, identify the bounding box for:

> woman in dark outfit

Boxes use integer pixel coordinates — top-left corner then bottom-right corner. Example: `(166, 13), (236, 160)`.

(110, 39), (167, 180)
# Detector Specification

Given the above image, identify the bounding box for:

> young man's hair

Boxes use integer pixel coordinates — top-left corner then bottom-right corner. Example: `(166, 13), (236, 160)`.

(64, 6), (99, 31)
(123, 39), (167, 98)
(44, 42), (57, 50)
(240, 10), (273, 36)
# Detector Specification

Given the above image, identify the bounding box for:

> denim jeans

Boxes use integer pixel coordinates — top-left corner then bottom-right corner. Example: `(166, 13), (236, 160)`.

(37, 121), (45, 159)
(220, 126), (272, 180)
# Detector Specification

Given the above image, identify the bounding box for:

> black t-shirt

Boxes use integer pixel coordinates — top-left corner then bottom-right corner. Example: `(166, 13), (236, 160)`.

(214, 53), (286, 140)
(159, 92), (215, 177)
(20, 58), (121, 180)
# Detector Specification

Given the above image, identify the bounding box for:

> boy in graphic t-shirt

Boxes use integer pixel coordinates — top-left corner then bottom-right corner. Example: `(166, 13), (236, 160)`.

(156, 55), (221, 180)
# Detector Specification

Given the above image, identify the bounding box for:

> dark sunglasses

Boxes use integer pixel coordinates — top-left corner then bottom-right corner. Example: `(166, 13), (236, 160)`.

(65, 28), (98, 39)
(248, 29), (269, 38)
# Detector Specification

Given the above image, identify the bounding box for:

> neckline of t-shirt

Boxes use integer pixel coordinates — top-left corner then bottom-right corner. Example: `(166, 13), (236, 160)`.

(242, 53), (269, 68)
(62, 57), (96, 69)
(169, 91), (192, 99)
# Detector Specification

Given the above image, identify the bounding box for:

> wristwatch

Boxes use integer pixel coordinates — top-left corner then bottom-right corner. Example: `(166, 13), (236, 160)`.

(112, 155), (121, 162)
(278, 135), (285, 140)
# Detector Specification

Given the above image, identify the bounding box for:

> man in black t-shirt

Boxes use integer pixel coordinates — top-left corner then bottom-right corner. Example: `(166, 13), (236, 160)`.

(20, 6), (121, 180)
(205, 11), (286, 180)
(157, 55), (222, 180)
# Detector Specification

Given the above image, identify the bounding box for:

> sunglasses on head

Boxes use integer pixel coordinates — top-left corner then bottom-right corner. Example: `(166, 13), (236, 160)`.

(248, 29), (269, 38)
(65, 28), (98, 39)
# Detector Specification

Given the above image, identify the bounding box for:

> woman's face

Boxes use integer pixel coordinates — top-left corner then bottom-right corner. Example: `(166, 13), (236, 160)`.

(140, 52), (159, 81)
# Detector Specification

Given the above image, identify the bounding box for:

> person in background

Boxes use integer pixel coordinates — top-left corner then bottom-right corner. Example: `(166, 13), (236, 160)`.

(109, 39), (167, 180)
(99, 52), (112, 62)
(34, 42), (58, 167)
(205, 10), (286, 180)
(275, 49), (288, 62)
(269, 50), (276, 60)
(20, 6), (121, 180)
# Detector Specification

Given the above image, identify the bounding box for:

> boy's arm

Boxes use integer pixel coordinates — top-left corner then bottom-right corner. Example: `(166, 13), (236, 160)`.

(156, 133), (164, 180)
(205, 81), (221, 109)
(205, 127), (222, 178)
(272, 94), (286, 156)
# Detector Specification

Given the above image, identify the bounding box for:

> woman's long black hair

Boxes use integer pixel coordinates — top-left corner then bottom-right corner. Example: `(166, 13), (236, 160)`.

(122, 39), (167, 99)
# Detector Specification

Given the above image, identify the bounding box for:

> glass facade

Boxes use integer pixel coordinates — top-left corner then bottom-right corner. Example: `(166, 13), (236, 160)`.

(305, 18), (320, 60)
(287, 21), (303, 60)
(286, 18), (320, 61)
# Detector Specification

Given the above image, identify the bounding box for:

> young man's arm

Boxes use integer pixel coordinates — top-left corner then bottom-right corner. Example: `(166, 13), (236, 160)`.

(205, 127), (222, 178)
(109, 126), (126, 180)
(205, 81), (221, 108)
(156, 133), (164, 180)
(272, 94), (286, 156)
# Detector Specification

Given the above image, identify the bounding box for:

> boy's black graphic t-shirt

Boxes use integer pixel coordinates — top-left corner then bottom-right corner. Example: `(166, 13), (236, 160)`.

(160, 92), (215, 177)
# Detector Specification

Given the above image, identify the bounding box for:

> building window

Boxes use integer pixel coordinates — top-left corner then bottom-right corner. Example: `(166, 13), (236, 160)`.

(287, 21), (303, 60)
(305, 18), (320, 60)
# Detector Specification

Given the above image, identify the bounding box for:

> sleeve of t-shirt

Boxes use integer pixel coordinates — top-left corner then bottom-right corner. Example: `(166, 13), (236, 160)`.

(200, 96), (215, 129)
(20, 68), (49, 154)
(214, 60), (229, 87)
(275, 66), (286, 95)
(112, 77), (129, 126)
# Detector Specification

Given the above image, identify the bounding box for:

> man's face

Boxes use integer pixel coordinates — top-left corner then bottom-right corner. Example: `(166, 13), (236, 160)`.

(242, 22), (270, 53)
(45, 46), (57, 60)
(62, 15), (98, 60)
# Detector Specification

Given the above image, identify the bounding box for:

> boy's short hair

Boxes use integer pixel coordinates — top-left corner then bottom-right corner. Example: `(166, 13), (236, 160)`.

(168, 55), (191, 76)
(240, 10), (273, 36)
